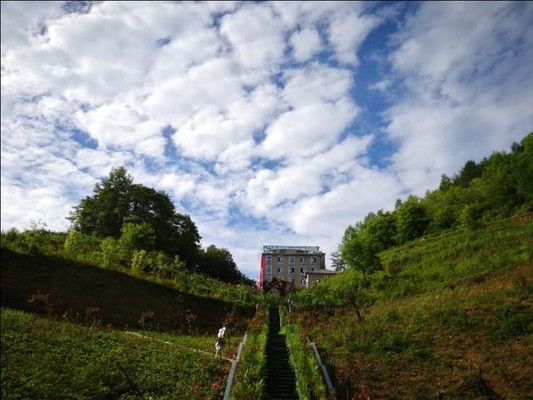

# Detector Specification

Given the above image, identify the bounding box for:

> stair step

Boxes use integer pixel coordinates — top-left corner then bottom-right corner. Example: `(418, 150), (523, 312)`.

(263, 307), (298, 400)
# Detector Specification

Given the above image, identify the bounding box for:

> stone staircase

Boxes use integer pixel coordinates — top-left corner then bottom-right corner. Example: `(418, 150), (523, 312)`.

(263, 307), (299, 400)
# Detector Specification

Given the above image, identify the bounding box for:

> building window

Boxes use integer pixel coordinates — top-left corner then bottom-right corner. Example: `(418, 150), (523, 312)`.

(267, 276), (273, 282)
(277, 256), (283, 263)
(299, 256), (306, 263)
(266, 255), (272, 264)
(311, 267), (316, 271)
(278, 267), (283, 274)
(289, 267), (295, 274)
(310, 256), (317, 264)
(289, 256), (295, 264)
(266, 266), (272, 274)
(301, 277), (306, 286)
(300, 267), (306, 274)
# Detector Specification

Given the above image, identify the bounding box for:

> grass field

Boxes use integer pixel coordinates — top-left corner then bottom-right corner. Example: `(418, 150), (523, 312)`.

(287, 220), (533, 400)
(1, 308), (237, 400)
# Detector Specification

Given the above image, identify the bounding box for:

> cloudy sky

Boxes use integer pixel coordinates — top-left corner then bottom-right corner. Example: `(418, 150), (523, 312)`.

(2, 1), (532, 279)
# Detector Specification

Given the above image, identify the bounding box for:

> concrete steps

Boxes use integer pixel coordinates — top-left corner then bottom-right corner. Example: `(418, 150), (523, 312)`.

(263, 307), (298, 400)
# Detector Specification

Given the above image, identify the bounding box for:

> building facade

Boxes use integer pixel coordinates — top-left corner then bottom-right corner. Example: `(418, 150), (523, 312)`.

(259, 245), (326, 289)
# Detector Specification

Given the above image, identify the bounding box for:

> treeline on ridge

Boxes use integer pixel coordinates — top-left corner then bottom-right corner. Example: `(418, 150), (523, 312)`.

(3, 167), (254, 287)
(339, 132), (533, 285)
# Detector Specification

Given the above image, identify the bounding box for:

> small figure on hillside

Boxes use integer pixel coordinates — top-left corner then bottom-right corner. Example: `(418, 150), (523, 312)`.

(215, 326), (226, 358)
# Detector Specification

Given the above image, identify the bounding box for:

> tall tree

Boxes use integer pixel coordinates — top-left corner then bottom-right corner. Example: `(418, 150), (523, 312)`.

(198, 245), (248, 284)
(394, 195), (429, 244)
(330, 250), (347, 272)
(68, 167), (133, 238)
(341, 223), (381, 288)
(67, 167), (202, 266)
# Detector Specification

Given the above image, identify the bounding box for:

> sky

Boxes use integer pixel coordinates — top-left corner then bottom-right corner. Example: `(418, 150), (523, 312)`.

(2, 1), (533, 280)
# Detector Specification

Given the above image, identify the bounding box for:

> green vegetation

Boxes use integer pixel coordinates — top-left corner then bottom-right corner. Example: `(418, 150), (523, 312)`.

(66, 166), (252, 285)
(340, 132), (533, 283)
(230, 309), (268, 400)
(284, 133), (533, 399)
(287, 262), (533, 399)
(282, 316), (328, 400)
(1, 308), (230, 400)
(1, 229), (259, 307)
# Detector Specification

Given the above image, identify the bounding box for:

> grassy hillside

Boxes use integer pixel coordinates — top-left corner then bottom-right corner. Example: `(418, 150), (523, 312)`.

(287, 220), (533, 400)
(1, 248), (253, 334)
(1, 308), (236, 400)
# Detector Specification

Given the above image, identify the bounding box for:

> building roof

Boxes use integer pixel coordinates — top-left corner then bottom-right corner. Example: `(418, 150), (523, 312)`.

(305, 270), (338, 276)
(263, 245), (320, 254)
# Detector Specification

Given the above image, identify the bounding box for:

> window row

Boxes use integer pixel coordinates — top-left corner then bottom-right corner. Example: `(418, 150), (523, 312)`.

(265, 255), (318, 264)
(265, 266), (317, 274)
(265, 276), (307, 285)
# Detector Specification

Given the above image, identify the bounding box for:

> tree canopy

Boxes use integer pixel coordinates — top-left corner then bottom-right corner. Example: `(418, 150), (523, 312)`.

(68, 167), (250, 284)
(341, 132), (533, 280)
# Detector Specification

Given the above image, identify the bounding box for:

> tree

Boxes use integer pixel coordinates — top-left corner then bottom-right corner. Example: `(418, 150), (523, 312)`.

(394, 195), (429, 244)
(118, 222), (156, 252)
(364, 209), (397, 250)
(330, 250), (347, 272)
(68, 167), (133, 238)
(341, 224), (381, 288)
(68, 167), (202, 267)
(198, 245), (248, 284)
(168, 213), (201, 267)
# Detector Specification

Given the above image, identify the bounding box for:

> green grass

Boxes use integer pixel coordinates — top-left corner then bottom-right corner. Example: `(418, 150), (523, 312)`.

(287, 220), (533, 399)
(289, 266), (533, 399)
(281, 317), (328, 400)
(378, 219), (533, 298)
(230, 309), (268, 400)
(1, 308), (231, 400)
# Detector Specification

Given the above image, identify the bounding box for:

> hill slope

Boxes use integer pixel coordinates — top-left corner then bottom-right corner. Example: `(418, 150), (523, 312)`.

(1, 248), (253, 333)
(287, 220), (533, 399)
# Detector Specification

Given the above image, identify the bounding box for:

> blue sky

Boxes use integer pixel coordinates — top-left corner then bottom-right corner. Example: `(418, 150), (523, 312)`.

(2, 1), (532, 280)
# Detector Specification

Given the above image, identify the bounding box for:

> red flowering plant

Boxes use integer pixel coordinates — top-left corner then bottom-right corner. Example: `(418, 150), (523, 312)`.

(351, 386), (372, 400)
(27, 290), (53, 315)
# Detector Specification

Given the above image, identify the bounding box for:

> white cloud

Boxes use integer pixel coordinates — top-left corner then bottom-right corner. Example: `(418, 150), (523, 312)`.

(290, 27), (322, 62)
(1, 1), (63, 52)
(327, 10), (380, 65)
(220, 3), (286, 71)
(2, 1), (530, 281)
(75, 102), (167, 158)
(262, 99), (359, 159)
(385, 1), (533, 193)
(245, 135), (372, 217)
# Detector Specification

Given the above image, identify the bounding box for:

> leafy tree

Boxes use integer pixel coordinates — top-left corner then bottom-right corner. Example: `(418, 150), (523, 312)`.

(330, 250), (347, 272)
(118, 222), (156, 252)
(364, 209), (397, 250)
(168, 213), (201, 268)
(453, 160), (485, 188)
(68, 167), (202, 267)
(341, 224), (381, 288)
(68, 167), (133, 238)
(198, 245), (248, 284)
(394, 195), (429, 244)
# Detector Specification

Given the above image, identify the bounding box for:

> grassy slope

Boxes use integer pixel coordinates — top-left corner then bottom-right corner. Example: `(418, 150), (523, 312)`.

(289, 221), (533, 400)
(1, 308), (232, 400)
(0, 248), (253, 334)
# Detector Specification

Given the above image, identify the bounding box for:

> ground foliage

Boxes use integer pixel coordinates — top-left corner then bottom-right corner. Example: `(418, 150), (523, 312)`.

(1, 308), (231, 400)
(230, 308), (269, 400)
(1, 229), (260, 309)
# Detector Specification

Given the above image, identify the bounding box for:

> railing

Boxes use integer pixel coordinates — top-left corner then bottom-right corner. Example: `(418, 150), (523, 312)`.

(307, 337), (337, 400)
(223, 332), (248, 400)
